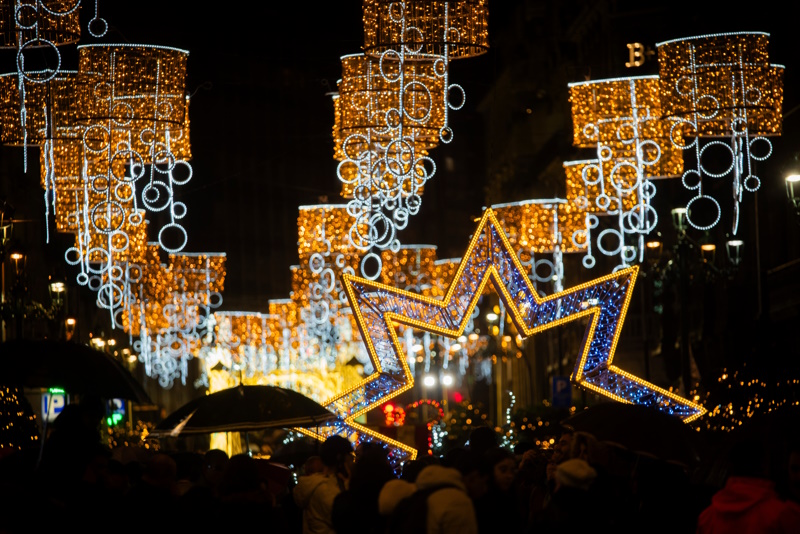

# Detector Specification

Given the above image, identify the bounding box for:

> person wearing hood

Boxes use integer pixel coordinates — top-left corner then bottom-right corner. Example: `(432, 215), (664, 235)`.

(293, 435), (354, 534)
(382, 463), (478, 534)
(697, 437), (800, 533)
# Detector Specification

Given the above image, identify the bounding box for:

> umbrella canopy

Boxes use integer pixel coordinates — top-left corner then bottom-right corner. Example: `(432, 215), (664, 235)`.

(0, 338), (151, 404)
(560, 401), (706, 469)
(152, 384), (338, 436)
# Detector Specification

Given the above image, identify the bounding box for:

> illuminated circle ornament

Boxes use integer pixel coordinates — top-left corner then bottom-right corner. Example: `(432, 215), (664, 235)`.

(299, 209), (706, 464)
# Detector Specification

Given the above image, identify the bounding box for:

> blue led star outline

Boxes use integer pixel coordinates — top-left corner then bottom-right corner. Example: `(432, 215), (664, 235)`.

(298, 208), (706, 465)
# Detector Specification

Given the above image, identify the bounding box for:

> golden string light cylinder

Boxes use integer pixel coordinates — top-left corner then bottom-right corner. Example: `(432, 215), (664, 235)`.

(75, 44), (192, 160)
(214, 311), (269, 349)
(120, 243), (165, 335)
(431, 258), (459, 299)
(363, 0), (489, 59)
(167, 252), (226, 297)
(335, 53), (445, 154)
(568, 75), (683, 179)
(563, 159), (639, 214)
(492, 199), (586, 254)
(297, 204), (361, 258)
(657, 32), (784, 137)
(79, 209), (149, 264)
(0, 70), (83, 145)
(380, 245), (438, 294)
(0, 0), (81, 49)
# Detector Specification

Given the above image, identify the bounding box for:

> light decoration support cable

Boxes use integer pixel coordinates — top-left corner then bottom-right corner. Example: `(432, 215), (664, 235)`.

(297, 209), (705, 466)
(566, 76), (683, 269)
(656, 32), (784, 233)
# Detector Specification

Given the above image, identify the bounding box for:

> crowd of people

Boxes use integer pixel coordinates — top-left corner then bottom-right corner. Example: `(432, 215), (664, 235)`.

(2, 399), (800, 533)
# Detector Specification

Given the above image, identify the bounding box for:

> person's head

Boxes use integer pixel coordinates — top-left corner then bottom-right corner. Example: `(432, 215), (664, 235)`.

(218, 453), (262, 497)
(554, 458), (597, 492)
(569, 431), (596, 463)
(203, 449), (229, 489)
(356, 440), (387, 462)
(467, 426), (498, 456)
(484, 446), (517, 492)
(320, 435), (355, 479)
(552, 428), (574, 463)
(302, 455), (325, 476)
(349, 445), (394, 493)
(453, 448), (491, 500)
(141, 452), (178, 492)
(400, 456), (439, 483)
(727, 437), (769, 479)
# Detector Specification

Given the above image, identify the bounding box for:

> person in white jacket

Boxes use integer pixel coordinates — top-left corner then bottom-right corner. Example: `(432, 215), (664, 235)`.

(293, 436), (354, 534)
(381, 463), (479, 534)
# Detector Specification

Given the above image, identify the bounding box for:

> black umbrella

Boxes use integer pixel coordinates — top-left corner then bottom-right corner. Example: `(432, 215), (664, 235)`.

(560, 401), (705, 469)
(0, 338), (151, 403)
(152, 384), (338, 437)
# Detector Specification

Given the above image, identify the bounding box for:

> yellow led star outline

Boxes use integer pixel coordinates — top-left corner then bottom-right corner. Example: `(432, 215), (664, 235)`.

(297, 208), (706, 465)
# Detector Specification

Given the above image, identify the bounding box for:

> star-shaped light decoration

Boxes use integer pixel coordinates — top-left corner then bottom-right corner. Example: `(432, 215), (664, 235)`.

(298, 208), (706, 466)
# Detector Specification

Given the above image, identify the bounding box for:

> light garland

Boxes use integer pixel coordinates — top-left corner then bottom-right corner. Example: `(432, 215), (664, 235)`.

(657, 32), (784, 233)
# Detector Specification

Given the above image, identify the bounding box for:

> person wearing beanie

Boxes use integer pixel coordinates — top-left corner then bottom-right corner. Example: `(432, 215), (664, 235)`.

(555, 458), (597, 491)
(534, 458), (601, 532)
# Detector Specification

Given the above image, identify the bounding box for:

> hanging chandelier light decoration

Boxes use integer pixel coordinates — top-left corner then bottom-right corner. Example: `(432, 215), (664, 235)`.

(566, 75), (683, 270)
(124, 249), (226, 389)
(74, 43), (192, 252)
(329, 0), (488, 280)
(0, 1), (108, 165)
(333, 53), (443, 278)
(48, 44), (193, 324)
(294, 204), (362, 369)
(202, 311), (277, 382)
(656, 32), (784, 233)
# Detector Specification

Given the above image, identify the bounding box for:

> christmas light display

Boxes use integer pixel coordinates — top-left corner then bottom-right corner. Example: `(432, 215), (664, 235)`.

(125, 250), (226, 388)
(567, 75), (683, 268)
(492, 198), (585, 292)
(329, 0), (489, 279)
(657, 32), (784, 233)
(298, 209), (705, 465)
(295, 204), (361, 368)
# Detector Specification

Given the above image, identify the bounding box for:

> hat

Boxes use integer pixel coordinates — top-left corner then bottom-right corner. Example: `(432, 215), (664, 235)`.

(319, 435), (353, 467)
(378, 479), (417, 515)
(555, 458), (597, 491)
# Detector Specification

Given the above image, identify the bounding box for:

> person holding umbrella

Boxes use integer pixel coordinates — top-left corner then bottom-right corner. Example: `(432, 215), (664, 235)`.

(293, 435), (354, 534)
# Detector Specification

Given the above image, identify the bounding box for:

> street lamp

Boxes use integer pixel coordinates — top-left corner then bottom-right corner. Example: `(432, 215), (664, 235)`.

(726, 240), (744, 267)
(671, 207), (689, 233)
(786, 174), (800, 221)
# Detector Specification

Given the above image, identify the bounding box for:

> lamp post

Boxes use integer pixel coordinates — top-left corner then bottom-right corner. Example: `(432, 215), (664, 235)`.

(0, 200), (14, 342)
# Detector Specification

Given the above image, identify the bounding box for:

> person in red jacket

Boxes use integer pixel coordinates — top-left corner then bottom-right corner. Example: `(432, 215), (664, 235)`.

(697, 438), (800, 533)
